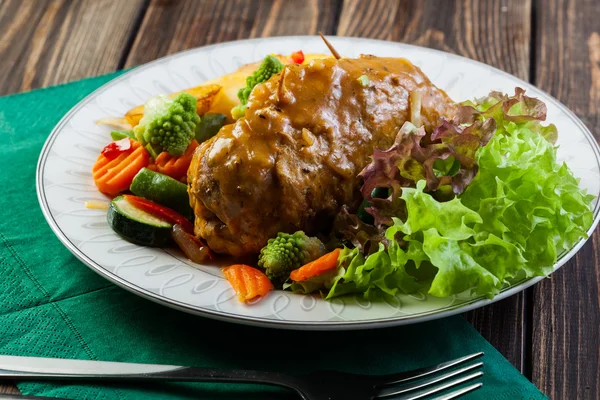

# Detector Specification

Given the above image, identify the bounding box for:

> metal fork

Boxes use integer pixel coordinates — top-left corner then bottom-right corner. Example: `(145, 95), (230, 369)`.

(0, 352), (484, 400)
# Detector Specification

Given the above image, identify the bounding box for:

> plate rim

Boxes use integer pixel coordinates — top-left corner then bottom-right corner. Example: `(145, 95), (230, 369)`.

(36, 35), (600, 330)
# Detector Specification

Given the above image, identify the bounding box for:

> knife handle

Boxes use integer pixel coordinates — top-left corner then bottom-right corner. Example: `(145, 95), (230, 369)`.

(0, 355), (299, 391)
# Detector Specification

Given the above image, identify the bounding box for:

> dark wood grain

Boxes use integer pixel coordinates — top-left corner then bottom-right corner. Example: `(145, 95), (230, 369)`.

(338, 0), (530, 79)
(0, 0), (146, 96)
(124, 0), (342, 68)
(0, 382), (19, 395)
(337, 0), (532, 371)
(532, 0), (600, 398)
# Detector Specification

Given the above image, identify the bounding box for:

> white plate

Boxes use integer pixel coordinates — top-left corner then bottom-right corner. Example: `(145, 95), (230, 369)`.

(37, 36), (600, 330)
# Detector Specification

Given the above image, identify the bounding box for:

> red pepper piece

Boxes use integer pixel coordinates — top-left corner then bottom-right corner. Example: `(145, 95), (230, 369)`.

(101, 138), (132, 160)
(172, 224), (214, 261)
(123, 195), (195, 234)
(291, 50), (305, 64)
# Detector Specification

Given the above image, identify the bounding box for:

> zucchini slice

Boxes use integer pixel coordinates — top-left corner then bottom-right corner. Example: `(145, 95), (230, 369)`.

(108, 195), (172, 247)
(130, 168), (193, 219)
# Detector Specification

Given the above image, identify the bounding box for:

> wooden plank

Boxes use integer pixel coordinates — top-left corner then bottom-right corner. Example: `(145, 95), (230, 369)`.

(338, 0), (530, 79)
(532, 0), (600, 397)
(0, 383), (19, 395)
(124, 0), (343, 68)
(0, 0), (146, 96)
(338, 0), (533, 371)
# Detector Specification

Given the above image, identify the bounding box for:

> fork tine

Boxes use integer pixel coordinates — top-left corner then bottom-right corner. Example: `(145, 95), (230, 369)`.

(374, 352), (484, 387)
(430, 383), (483, 400)
(377, 371), (483, 400)
(375, 362), (483, 398)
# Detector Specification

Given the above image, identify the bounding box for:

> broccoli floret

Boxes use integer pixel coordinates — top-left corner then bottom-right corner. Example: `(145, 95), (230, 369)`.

(133, 93), (199, 157)
(231, 55), (284, 119)
(258, 231), (325, 281)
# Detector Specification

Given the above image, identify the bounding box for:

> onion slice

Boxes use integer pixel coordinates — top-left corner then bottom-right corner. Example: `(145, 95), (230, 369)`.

(95, 117), (133, 130)
(171, 224), (213, 263)
(84, 200), (110, 210)
(409, 91), (422, 127)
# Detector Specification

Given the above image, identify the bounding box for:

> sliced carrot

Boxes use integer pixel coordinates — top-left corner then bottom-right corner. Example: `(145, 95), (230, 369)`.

(222, 264), (273, 303)
(290, 248), (341, 282)
(154, 140), (199, 182)
(147, 163), (158, 172)
(92, 139), (149, 197)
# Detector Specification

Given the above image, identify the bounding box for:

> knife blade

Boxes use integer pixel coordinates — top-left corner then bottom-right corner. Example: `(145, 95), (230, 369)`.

(0, 355), (183, 378)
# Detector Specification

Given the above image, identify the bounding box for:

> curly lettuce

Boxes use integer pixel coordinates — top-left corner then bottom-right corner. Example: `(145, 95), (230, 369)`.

(359, 116), (496, 227)
(297, 88), (594, 300)
(329, 181), (508, 299)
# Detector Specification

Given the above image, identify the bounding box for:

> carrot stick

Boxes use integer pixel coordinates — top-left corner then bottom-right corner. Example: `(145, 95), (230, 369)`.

(155, 140), (199, 182)
(290, 248), (341, 282)
(93, 139), (149, 197)
(222, 264), (273, 303)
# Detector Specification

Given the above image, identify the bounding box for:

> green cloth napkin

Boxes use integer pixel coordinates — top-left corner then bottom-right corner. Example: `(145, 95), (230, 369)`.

(0, 72), (547, 400)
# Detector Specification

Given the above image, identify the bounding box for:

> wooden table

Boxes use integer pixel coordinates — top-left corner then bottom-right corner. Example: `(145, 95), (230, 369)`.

(1, 0), (598, 398)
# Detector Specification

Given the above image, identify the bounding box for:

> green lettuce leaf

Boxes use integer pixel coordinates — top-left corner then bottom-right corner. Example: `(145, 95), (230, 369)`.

(422, 229), (500, 297)
(329, 181), (509, 299)
(326, 241), (424, 299)
(320, 88), (594, 300)
(461, 119), (594, 276)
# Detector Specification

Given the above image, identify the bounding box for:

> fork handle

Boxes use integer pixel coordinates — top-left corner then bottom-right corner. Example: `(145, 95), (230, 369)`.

(0, 355), (301, 394)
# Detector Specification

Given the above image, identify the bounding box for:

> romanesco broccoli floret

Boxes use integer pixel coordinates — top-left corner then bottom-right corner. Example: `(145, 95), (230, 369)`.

(231, 55), (284, 119)
(258, 231), (325, 281)
(134, 92), (199, 157)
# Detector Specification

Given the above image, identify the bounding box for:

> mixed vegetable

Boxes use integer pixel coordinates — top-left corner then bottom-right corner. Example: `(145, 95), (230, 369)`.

(93, 81), (236, 260)
(258, 231), (326, 282)
(93, 52), (310, 303)
(93, 52), (594, 305)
